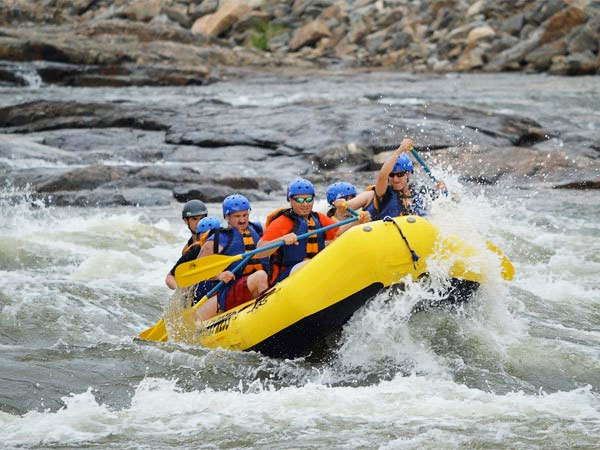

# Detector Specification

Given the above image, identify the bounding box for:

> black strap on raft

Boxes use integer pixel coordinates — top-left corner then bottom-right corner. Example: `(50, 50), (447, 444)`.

(383, 216), (419, 269)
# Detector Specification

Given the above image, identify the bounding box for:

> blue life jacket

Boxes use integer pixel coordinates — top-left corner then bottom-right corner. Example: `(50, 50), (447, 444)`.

(207, 222), (268, 311)
(366, 184), (431, 220)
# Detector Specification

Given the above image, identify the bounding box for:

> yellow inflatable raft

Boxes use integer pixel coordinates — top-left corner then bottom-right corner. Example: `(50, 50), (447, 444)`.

(166, 215), (513, 358)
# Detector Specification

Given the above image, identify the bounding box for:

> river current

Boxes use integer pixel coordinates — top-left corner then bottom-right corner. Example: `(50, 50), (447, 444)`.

(1, 73), (599, 449)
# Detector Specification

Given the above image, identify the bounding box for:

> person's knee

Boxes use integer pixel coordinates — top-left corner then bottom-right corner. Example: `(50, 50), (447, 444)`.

(248, 270), (268, 292)
(291, 260), (307, 274)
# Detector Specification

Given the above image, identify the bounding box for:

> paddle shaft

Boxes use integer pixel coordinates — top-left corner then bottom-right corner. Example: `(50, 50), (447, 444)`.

(410, 148), (448, 197)
(242, 213), (359, 259)
(203, 254), (253, 299)
(345, 206), (359, 217)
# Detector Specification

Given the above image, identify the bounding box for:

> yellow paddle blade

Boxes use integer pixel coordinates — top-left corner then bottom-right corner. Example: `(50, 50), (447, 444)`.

(175, 253), (242, 287)
(486, 241), (515, 281)
(138, 318), (168, 342)
(437, 237), (515, 283)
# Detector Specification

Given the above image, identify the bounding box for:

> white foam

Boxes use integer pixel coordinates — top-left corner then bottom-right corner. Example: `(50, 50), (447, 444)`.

(2, 376), (598, 447)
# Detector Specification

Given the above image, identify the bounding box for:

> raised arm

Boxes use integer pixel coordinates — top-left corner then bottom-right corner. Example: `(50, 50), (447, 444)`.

(375, 138), (413, 197)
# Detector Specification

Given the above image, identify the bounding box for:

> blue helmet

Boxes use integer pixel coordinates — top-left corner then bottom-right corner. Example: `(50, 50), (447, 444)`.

(196, 216), (221, 234)
(326, 182), (357, 205)
(393, 154), (414, 173)
(222, 194), (250, 217)
(287, 178), (315, 200)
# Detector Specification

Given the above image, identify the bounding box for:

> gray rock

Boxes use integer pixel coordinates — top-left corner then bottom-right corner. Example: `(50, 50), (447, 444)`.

(41, 187), (173, 207)
(525, 0), (565, 26)
(0, 100), (168, 133)
(0, 134), (78, 162)
(313, 142), (373, 170)
(549, 50), (599, 75)
(33, 165), (131, 193)
(525, 40), (567, 71)
(389, 31), (413, 50)
(486, 28), (543, 71)
(567, 25), (599, 54)
(500, 13), (525, 36)
(172, 184), (233, 202)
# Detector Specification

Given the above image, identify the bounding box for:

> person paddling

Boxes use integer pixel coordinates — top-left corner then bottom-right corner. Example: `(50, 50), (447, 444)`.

(326, 181), (357, 221)
(336, 138), (446, 220)
(257, 178), (370, 284)
(165, 199), (208, 290)
(199, 194), (269, 315)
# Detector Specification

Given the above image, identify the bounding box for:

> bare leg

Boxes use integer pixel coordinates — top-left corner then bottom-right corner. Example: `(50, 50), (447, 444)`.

(195, 295), (218, 321)
(247, 270), (268, 296)
(290, 260), (309, 275)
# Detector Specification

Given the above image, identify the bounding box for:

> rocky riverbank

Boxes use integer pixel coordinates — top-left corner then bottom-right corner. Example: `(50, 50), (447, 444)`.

(1, 1), (598, 207)
(1, 0), (599, 89)
(1, 72), (599, 207)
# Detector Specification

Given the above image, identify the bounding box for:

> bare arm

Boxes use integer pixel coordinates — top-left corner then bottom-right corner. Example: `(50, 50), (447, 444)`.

(256, 233), (298, 258)
(165, 273), (177, 290)
(333, 210), (371, 237)
(375, 138), (413, 196)
(334, 190), (374, 212)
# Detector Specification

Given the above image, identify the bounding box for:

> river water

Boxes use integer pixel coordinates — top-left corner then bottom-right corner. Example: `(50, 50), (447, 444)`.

(1, 73), (599, 449)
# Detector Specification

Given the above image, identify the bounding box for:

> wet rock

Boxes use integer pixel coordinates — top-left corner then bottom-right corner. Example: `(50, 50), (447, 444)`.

(414, 103), (554, 147)
(0, 134), (79, 163)
(553, 180), (600, 189)
(32, 129), (173, 163)
(433, 145), (595, 187)
(41, 187), (173, 207)
(0, 63), (27, 86)
(33, 165), (131, 193)
(165, 128), (283, 149)
(33, 61), (212, 87)
(0, 100), (168, 133)
(313, 142), (373, 170)
(172, 184), (233, 202)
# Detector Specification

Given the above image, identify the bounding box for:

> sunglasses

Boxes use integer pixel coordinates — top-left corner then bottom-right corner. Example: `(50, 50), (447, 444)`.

(293, 196), (314, 204)
(389, 171), (408, 178)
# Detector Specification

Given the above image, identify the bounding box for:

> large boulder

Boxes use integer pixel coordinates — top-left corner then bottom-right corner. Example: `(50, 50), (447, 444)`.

(289, 19), (332, 51)
(191, 0), (252, 37)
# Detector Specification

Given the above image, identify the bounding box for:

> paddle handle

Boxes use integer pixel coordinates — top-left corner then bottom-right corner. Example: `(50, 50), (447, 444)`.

(410, 148), (448, 197)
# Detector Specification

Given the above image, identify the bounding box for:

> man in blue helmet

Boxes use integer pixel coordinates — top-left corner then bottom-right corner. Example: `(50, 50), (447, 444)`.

(257, 178), (370, 285)
(165, 199), (208, 290)
(199, 194), (269, 314)
(335, 138), (446, 220)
